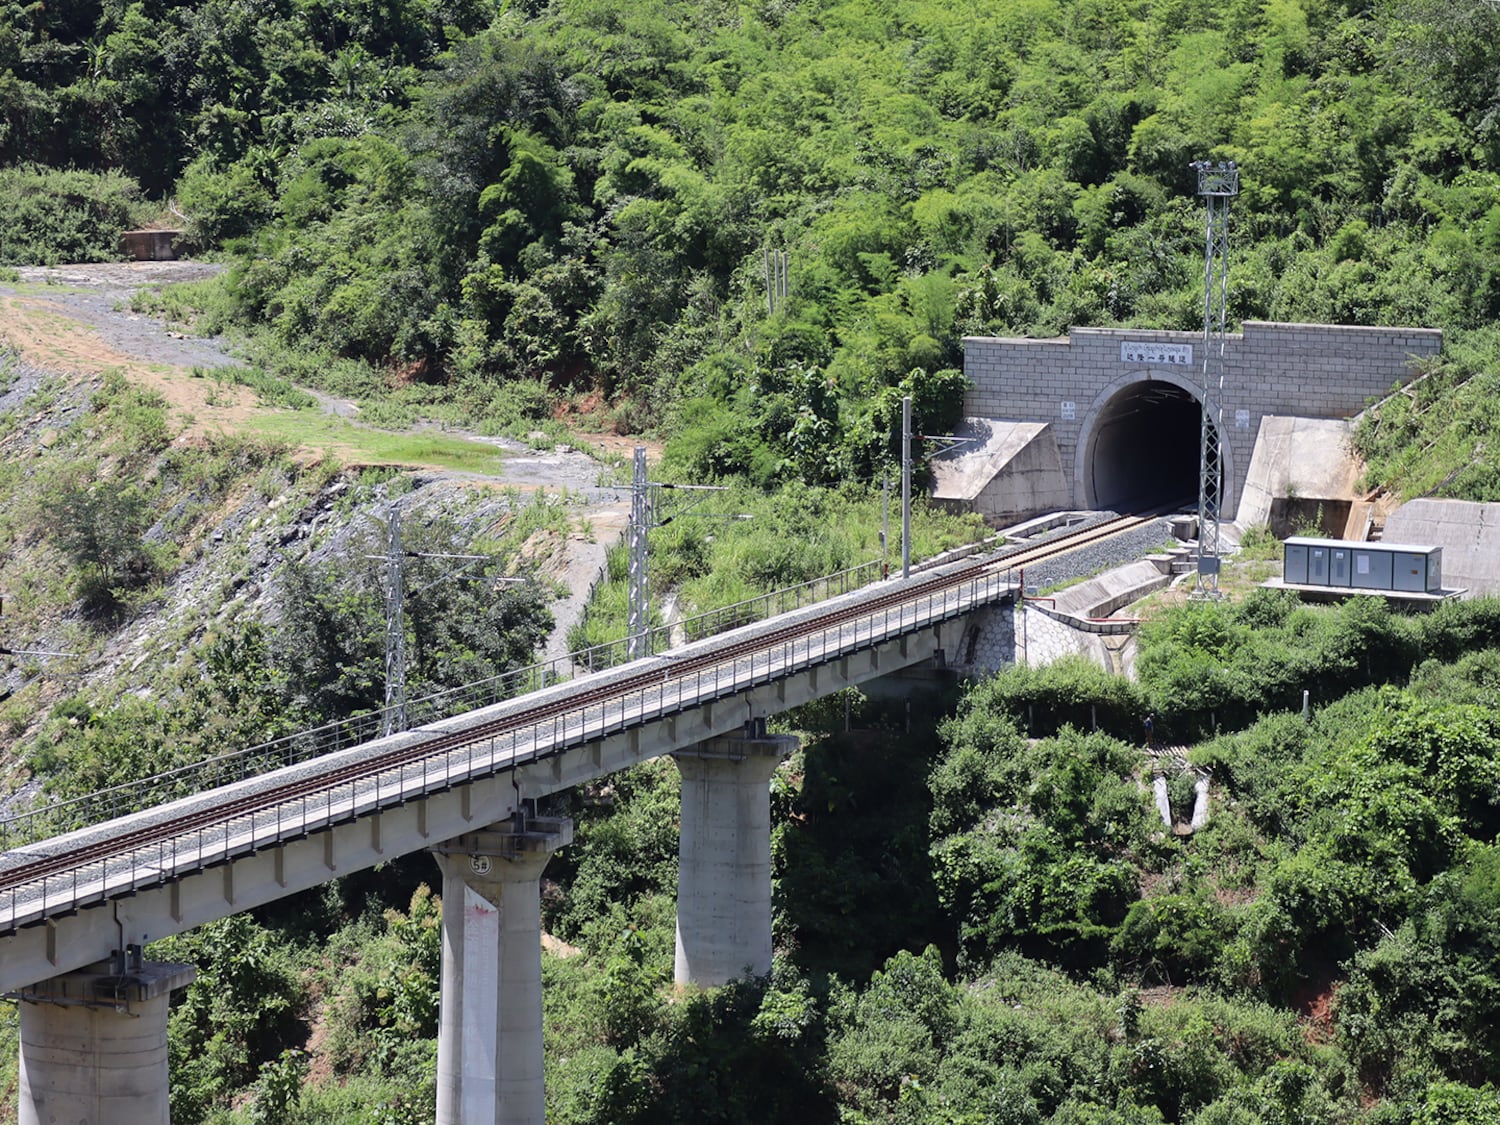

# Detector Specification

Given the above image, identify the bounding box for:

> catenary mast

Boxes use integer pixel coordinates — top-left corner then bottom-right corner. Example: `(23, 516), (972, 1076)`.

(1192, 160), (1238, 598)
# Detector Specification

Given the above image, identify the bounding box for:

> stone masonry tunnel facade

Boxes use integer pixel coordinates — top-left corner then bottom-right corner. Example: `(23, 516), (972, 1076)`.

(963, 322), (1442, 517)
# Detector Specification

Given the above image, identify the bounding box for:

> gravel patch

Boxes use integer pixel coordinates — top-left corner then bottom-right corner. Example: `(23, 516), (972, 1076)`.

(5, 261), (239, 370)
(998, 510), (1182, 593)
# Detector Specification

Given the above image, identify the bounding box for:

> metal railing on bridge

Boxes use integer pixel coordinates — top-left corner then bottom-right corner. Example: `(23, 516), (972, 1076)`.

(0, 559), (886, 853)
(0, 561), (1017, 937)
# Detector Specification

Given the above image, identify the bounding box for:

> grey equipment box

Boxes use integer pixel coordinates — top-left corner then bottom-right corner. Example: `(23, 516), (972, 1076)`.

(1283, 541), (1309, 584)
(1329, 545), (1352, 587)
(1391, 546), (1443, 593)
(1349, 547), (1394, 590)
(1283, 537), (1443, 593)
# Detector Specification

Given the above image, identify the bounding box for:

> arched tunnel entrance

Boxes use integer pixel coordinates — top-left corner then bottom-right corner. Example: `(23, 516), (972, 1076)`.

(1082, 379), (1210, 512)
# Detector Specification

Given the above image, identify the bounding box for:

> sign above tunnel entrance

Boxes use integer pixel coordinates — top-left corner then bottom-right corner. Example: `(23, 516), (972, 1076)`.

(1121, 342), (1194, 366)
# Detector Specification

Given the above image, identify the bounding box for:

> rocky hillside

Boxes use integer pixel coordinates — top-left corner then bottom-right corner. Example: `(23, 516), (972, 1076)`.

(0, 263), (627, 812)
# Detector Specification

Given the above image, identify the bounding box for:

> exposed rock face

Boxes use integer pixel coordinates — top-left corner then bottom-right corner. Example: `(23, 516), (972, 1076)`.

(0, 264), (629, 800)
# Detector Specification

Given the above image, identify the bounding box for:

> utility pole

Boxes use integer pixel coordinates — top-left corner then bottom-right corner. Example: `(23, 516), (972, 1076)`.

(626, 447), (741, 661)
(886, 406), (974, 582)
(1192, 160), (1238, 598)
(375, 505), (518, 736)
(881, 470), (890, 578)
(764, 247), (788, 314)
(627, 447), (651, 661)
(901, 395), (912, 580)
(382, 506), (407, 736)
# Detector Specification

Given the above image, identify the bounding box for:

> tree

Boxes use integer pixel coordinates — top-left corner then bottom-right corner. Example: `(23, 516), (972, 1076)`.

(51, 476), (167, 616)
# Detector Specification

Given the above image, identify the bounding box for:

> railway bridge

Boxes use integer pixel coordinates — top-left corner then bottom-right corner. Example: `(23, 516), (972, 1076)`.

(1, 538), (1082, 1125)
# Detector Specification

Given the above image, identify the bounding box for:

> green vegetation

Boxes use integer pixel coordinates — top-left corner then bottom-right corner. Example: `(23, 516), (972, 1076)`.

(568, 482), (985, 653)
(11, 0), (1500, 1122)
(0, 166), (147, 265)
(1352, 326), (1500, 501)
(236, 410), (513, 472)
(0, 365), (276, 625)
(198, 365), (317, 411)
(556, 594), (1500, 1123)
(102, 592), (1500, 1125)
(51, 476), (175, 617)
(11, 0), (1500, 499)
(24, 492), (562, 802)
(9, 454), (1500, 1124)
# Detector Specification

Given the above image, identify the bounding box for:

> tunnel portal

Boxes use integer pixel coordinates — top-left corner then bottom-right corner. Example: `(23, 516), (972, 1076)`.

(965, 323), (1443, 524)
(1084, 380), (1207, 512)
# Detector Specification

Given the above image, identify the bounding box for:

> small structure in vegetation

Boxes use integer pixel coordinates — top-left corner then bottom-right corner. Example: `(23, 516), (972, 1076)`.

(120, 229), (182, 261)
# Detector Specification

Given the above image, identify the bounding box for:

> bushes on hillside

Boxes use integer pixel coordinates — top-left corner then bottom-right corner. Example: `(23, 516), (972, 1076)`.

(958, 654), (1145, 741)
(0, 166), (145, 265)
(50, 476), (174, 617)
(1136, 593), (1500, 740)
(929, 720), (1157, 970)
(155, 915), (308, 1124)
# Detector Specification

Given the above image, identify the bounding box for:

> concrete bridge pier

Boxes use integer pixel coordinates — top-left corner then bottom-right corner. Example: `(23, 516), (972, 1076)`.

(432, 813), (572, 1125)
(15, 955), (195, 1125)
(673, 730), (797, 988)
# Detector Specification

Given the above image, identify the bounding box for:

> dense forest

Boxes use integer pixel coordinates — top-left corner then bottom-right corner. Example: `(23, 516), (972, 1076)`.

(9, 0), (1500, 1123)
(7, 0), (1500, 492)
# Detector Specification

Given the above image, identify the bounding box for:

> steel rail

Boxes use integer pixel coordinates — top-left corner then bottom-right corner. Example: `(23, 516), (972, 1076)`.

(0, 559), (979, 887)
(0, 559), (891, 852)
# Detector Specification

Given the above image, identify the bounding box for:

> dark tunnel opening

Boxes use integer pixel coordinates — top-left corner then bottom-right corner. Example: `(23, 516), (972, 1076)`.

(1086, 381), (1208, 512)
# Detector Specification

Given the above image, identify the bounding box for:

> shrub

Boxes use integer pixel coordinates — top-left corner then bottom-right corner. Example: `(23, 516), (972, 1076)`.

(1113, 891), (1235, 984)
(49, 476), (172, 618)
(175, 154), (274, 248)
(930, 724), (1153, 969)
(962, 656), (1146, 741)
(0, 165), (146, 265)
(155, 915), (308, 1123)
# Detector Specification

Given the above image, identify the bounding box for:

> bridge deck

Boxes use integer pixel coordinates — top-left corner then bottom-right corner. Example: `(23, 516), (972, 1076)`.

(0, 557), (1015, 961)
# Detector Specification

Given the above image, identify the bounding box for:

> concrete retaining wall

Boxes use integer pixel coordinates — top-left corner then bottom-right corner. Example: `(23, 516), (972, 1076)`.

(120, 230), (182, 261)
(951, 603), (1137, 678)
(953, 605), (1016, 672)
(1382, 498), (1500, 597)
(930, 420), (1071, 527)
(1235, 416), (1362, 528)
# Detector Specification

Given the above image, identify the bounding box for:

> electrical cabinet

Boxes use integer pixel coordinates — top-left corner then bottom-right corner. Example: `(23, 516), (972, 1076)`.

(1282, 537), (1442, 594)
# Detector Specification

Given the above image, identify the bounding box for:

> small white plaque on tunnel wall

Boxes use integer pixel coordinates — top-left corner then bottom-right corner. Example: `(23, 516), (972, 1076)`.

(1236, 409), (1250, 428)
(1061, 400), (1076, 420)
(1120, 342), (1193, 366)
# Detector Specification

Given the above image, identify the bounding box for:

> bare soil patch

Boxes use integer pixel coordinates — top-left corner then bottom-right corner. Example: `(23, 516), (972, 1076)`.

(0, 294), (258, 438)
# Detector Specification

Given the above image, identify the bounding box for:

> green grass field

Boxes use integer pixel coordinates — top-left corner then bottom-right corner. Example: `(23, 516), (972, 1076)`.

(240, 411), (510, 473)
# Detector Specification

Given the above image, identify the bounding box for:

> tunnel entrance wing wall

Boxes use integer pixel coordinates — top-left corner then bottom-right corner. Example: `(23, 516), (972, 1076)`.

(963, 322), (1442, 515)
(929, 419), (1071, 526)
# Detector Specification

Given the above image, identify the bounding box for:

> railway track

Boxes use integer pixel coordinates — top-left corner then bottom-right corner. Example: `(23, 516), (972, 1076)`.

(0, 506), (1174, 923)
(983, 504), (1180, 574)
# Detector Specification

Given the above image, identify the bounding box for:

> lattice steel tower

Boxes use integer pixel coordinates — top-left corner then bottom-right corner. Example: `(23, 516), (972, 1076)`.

(1192, 160), (1238, 597)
